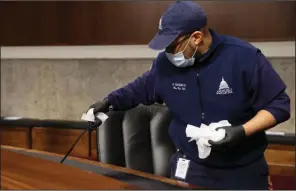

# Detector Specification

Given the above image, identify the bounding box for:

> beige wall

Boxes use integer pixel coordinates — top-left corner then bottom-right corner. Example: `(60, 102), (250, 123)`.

(1, 57), (295, 134)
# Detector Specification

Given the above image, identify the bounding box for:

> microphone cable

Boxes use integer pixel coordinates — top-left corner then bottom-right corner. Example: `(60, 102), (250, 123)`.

(60, 120), (102, 164)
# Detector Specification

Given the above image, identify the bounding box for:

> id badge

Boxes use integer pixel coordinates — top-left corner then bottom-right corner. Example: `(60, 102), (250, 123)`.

(175, 157), (190, 180)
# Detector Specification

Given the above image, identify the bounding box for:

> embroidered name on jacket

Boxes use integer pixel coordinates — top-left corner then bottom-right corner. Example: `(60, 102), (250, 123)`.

(172, 83), (187, 91)
(216, 77), (233, 95)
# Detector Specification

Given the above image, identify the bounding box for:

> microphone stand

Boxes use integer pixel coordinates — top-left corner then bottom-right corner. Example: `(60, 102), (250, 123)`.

(60, 121), (102, 164)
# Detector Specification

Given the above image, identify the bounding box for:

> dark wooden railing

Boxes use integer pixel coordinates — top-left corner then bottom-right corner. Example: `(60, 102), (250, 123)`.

(0, 118), (96, 160)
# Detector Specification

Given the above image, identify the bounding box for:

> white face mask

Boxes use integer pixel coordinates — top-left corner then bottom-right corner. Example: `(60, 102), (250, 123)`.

(165, 36), (198, 68)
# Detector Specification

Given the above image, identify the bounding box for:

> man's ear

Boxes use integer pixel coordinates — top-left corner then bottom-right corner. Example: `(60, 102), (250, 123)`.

(192, 31), (203, 45)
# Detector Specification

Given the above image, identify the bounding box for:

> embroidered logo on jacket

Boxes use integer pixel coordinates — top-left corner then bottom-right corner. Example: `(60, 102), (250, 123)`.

(216, 77), (233, 95)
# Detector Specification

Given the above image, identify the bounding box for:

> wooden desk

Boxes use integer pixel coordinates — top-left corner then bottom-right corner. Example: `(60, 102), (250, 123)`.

(1, 147), (136, 189)
(0, 146), (194, 190)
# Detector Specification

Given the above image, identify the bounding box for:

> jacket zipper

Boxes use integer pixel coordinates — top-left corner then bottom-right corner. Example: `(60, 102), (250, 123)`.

(196, 72), (205, 123)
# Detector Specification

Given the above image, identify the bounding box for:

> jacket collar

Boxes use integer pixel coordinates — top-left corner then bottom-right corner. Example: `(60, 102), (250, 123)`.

(197, 28), (223, 63)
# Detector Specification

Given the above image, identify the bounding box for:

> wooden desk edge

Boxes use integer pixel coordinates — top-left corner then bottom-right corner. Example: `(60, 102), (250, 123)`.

(0, 145), (195, 189)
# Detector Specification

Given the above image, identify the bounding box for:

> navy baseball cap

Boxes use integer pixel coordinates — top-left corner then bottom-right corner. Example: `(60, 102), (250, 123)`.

(148, 1), (207, 51)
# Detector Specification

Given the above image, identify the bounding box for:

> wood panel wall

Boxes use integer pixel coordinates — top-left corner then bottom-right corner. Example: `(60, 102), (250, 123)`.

(0, 127), (31, 149)
(0, 1), (295, 46)
(0, 126), (97, 160)
(1, 125), (295, 178)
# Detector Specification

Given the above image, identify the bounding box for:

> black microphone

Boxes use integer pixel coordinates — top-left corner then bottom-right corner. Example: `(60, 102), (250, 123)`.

(60, 120), (102, 164)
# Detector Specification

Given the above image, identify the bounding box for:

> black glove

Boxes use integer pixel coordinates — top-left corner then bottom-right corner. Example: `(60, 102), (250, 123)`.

(88, 99), (110, 115)
(208, 125), (246, 150)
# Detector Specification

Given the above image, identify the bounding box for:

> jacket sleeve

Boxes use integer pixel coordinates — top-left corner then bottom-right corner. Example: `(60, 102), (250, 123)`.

(106, 59), (162, 111)
(248, 51), (290, 124)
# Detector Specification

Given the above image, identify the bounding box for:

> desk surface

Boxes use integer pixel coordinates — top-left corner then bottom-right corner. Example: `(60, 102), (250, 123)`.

(1, 145), (195, 190)
(1, 147), (137, 189)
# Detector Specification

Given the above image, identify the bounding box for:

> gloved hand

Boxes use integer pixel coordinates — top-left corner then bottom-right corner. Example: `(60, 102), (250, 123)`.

(208, 125), (246, 150)
(88, 99), (110, 115)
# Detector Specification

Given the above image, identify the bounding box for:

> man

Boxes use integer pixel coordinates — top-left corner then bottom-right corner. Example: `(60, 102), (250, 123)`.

(89, 1), (290, 189)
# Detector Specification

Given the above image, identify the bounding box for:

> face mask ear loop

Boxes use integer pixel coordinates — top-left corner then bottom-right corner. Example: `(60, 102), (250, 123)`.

(180, 35), (193, 53)
(192, 45), (198, 58)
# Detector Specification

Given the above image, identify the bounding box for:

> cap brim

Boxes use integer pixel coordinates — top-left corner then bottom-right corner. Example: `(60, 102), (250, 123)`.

(148, 33), (179, 51)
